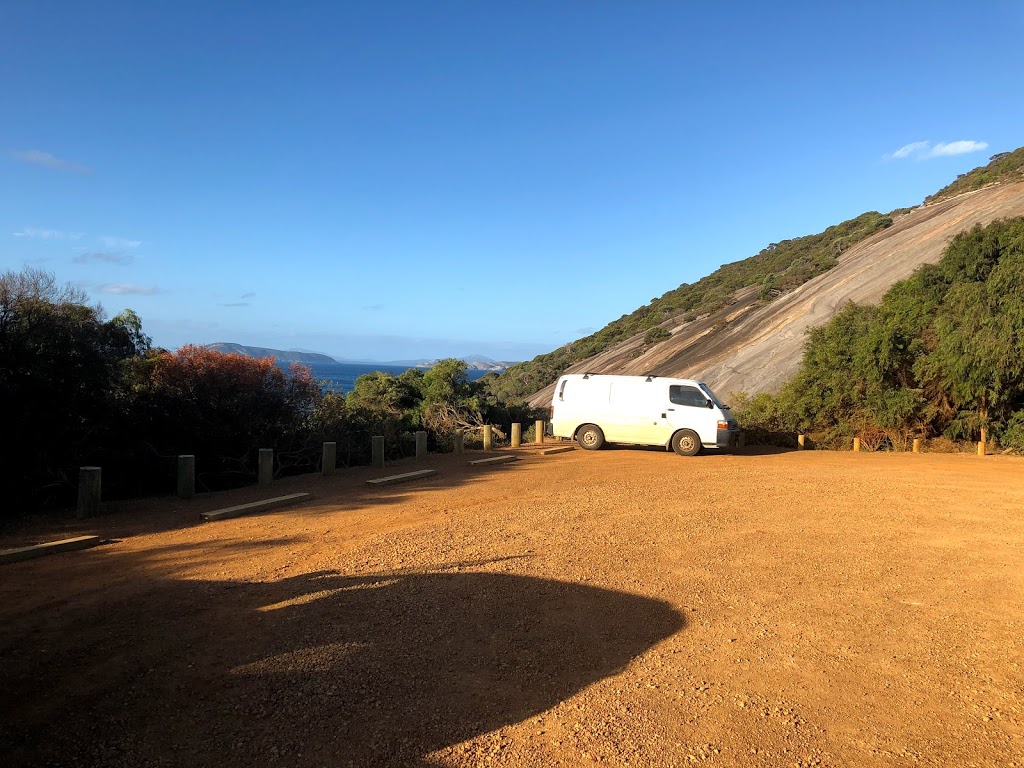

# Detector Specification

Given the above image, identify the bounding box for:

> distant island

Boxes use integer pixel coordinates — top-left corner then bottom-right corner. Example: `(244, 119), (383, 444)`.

(204, 343), (517, 371)
(204, 343), (337, 364)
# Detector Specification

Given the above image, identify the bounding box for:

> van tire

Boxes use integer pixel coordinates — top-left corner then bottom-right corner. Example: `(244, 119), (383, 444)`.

(577, 424), (605, 451)
(671, 429), (702, 456)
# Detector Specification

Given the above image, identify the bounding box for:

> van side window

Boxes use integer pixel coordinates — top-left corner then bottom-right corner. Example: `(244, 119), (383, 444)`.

(558, 379), (567, 400)
(669, 385), (708, 408)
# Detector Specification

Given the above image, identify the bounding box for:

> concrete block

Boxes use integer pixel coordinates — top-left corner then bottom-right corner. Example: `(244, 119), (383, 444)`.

(469, 455), (516, 466)
(1, 536), (103, 565)
(541, 446), (575, 455)
(366, 469), (437, 486)
(201, 492), (312, 521)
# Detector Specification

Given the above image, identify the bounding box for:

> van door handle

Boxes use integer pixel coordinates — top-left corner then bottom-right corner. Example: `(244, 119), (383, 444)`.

(666, 408), (675, 411)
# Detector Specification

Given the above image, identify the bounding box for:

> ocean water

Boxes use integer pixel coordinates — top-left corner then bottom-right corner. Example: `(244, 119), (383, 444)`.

(305, 362), (492, 394)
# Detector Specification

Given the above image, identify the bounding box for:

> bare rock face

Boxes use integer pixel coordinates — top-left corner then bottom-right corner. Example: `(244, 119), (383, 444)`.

(529, 182), (1024, 407)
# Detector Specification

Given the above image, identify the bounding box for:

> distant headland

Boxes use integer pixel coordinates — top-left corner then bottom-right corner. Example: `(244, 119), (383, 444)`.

(204, 343), (517, 371)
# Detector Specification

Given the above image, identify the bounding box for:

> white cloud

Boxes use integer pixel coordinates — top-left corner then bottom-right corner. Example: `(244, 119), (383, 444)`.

(12, 149), (92, 174)
(100, 236), (142, 249)
(886, 139), (989, 161)
(74, 251), (133, 265)
(890, 141), (929, 159)
(13, 227), (84, 240)
(929, 140), (989, 157)
(97, 283), (161, 295)
(241, 291), (256, 299)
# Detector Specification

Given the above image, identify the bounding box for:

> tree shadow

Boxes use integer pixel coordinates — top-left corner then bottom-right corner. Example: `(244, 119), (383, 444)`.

(3, 566), (684, 767)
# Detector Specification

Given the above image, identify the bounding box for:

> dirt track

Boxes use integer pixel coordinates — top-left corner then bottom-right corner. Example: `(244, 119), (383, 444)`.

(2, 446), (1023, 767)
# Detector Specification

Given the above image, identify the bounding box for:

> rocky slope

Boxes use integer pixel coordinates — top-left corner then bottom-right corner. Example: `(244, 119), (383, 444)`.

(529, 181), (1024, 407)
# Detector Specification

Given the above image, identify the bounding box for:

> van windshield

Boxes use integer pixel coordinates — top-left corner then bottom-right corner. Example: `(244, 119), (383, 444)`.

(699, 383), (727, 409)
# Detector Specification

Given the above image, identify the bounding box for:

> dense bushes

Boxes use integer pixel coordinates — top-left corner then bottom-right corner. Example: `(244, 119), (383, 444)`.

(734, 218), (1024, 452)
(1, 268), (544, 518)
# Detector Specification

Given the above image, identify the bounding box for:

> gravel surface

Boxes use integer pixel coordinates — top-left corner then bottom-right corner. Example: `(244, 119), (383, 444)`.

(2, 445), (1022, 767)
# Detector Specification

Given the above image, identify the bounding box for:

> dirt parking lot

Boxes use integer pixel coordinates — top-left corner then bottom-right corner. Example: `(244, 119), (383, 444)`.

(2, 446), (1022, 767)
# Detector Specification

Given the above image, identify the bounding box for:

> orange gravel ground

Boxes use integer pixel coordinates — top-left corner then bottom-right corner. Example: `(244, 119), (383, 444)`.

(2, 445), (1022, 767)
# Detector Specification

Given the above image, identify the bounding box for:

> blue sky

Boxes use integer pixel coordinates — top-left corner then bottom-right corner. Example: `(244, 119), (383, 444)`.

(3, 1), (1022, 362)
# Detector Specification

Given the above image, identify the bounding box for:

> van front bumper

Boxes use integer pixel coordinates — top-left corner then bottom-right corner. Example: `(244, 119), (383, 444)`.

(716, 428), (741, 448)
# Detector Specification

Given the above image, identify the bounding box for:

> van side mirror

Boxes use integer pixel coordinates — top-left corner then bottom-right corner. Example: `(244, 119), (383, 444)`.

(706, 399), (714, 409)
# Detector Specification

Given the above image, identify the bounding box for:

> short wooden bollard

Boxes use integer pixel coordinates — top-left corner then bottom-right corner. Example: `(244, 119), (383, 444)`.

(853, 437), (861, 453)
(454, 430), (464, 455)
(372, 436), (385, 469)
(737, 431), (746, 448)
(511, 422), (521, 448)
(177, 455), (195, 499)
(797, 434), (805, 450)
(415, 431), (428, 460)
(258, 448), (273, 487)
(322, 442), (336, 476)
(978, 441), (986, 457)
(483, 425), (493, 451)
(913, 438), (921, 454)
(535, 420), (545, 444)
(76, 467), (101, 519)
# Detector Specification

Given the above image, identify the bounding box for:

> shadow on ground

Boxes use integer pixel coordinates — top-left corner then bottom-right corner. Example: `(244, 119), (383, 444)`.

(2, 564), (684, 767)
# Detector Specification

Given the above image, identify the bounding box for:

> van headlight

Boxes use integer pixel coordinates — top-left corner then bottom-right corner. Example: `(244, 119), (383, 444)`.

(717, 420), (729, 430)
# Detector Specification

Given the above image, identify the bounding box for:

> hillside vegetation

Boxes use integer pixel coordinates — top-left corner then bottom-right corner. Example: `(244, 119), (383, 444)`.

(489, 211), (895, 403)
(925, 147), (1024, 204)
(491, 147), (1024, 406)
(737, 217), (1024, 451)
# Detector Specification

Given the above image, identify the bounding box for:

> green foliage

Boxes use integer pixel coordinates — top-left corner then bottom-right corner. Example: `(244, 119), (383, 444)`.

(0, 268), (149, 509)
(738, 218), (1024, 451)
(643, 326), (671, 345)
(488, 211), (895, 404)
(925, 147), (1024, 204)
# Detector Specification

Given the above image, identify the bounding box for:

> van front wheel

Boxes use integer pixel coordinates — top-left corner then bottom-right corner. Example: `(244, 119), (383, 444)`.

(671, 429), (702, 456)
(577, 424), (605, 451)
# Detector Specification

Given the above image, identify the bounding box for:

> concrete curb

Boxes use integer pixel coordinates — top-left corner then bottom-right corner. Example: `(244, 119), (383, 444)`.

(366, 469), (438, 486)
(540, 446), (576, 455)
(0, 535), (103, 565)
(201, 492), (312, 521)
(468, 455), (517, 466)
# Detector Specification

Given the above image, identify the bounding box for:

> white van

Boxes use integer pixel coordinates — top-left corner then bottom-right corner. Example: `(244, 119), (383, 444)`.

(550, 373), (739, 455)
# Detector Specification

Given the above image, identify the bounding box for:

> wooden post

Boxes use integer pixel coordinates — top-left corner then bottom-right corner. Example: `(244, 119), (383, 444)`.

(912, 438), (920, 454)
(76, 467), (101, 519)
(511, 422), (522, 448)
(372, 436), (385, 469)
(177, 455), (195, 499)
(978, 441), (986, 457)
(322, 442), (336, 476)
(853, 437), (861, 453)
(454, 430), (464, 455)
(483, 425), (493, 451)
(797, 434), (805, 450)
(535, 420), (545, 444)
(737, 431), (746, 448)
(415, 431), (427, 460)
(258, 449), (273, 487)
